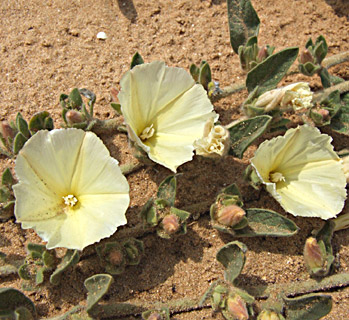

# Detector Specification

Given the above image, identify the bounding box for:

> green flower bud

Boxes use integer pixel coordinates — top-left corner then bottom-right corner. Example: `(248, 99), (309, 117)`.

(226, 295), (249, 320)
(216, 205), (246, 227)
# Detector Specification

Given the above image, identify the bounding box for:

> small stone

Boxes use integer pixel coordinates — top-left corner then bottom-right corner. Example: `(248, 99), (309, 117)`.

(97, 31), (107, 40)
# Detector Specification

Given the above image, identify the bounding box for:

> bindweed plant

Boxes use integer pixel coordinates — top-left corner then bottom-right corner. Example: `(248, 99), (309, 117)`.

(0, 0), (348, 319)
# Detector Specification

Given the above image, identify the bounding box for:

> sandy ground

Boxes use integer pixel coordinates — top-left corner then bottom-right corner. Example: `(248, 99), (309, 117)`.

(0, 0), (348, 319)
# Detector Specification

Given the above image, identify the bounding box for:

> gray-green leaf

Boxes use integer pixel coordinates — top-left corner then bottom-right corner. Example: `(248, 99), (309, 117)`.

(228, 115), (272, 158)
(246, 47), (299, 94)
(227, 0), (260, 54)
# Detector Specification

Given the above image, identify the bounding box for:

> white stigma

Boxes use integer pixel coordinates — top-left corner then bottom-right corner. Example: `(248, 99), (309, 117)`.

(270, 172), (286, 183)
(63, 194), (78, 207)
(140, 124), (155, 141)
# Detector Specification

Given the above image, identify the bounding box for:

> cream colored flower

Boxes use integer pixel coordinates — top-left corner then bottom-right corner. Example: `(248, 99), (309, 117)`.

(255, 82), (313, 112)
(194, 117), (230, 157)
(250, 125), (346, 219)
(13, 129), (130, 250)
(118, 61), (217, 172)
(342, 154), (349, 183)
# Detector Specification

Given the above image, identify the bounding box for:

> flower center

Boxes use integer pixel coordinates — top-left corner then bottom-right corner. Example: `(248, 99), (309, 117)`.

(269, 172), (285, 183)
(140, 124), (155, 141)
(62, 194), (78, 207)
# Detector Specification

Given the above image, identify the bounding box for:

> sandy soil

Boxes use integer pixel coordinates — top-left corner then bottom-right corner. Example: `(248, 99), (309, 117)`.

(0, 0), (348, 319)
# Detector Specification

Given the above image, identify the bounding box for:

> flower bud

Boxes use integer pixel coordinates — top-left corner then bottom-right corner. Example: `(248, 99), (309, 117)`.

(317, 108), (330, 119)
(147, 312), (161, 320)
(108, 248), (124, 266)
(299, 49), (314, 64)
(304, 237), (325, 270)
(227, 295), (249, 320)
(216, 205), (246, 227)
(258, 309), (282, 320)
(0, 121), (15, 141)
(257, 46), (268, 62)
(65, 110), (84, 125)
(110, 87), (118, 102)
(162, 214), (180, 234)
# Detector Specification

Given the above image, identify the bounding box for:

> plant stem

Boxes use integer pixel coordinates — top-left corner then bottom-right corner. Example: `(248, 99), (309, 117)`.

(82, 273), (349, 318)
(211, 51), (349, 103)
(120, 162), (145, 175)
(323, 51), (349, 69)
(313, 80), (349, 102)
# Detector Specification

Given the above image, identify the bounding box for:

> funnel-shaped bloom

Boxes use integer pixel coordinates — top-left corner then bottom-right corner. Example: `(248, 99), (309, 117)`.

(255, 82), (313, 112)
(13, 129), (130, 250)
(118, 61), (217, 172)
(250, 125), (346, 219)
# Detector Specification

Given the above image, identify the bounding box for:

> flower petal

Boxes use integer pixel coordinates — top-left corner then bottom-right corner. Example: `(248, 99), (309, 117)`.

(119, 61), (195, 136)
(33, 193), (129, 250)
(70, 132), (129, 196)
(145, 133), (196, 172)
(16, 129), (85, 195)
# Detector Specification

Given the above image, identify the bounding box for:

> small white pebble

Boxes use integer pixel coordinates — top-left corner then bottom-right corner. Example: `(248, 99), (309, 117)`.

(96, 32), (107, 40)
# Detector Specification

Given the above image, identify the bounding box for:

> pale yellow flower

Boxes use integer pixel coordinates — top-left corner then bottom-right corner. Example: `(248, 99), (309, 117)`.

(13, 129), (130, 250)
(250, 125), (347, 219)
(342, 154), (349, 183)
(194, 117), (230, 157)
(118, 61), (217, 172)
(255, 82), (313, 112)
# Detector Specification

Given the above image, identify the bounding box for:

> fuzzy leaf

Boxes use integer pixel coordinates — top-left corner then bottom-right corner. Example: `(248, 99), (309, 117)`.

(130, 52), (144, 69)
(227, 0), (260, 54)
(330, 92), (349, 135)
(319, 68), (331, 88)
(85, 274), (114, 313)
(69, 88), (83, 109)
(157, 175), (177, 206)
(0, 287), (36, 318)
(110, 103), (122, 115)
(284, 293), (332, 320)
(13, 132), (27, 154)
(29, 111), (53, 133)
(190, 64), (200, 82)
(216, 241), (247, 284)
(199, 62), (212, 90)
(0, 186), (10, 203)
(233, 208), (299, 237)
(228, 115), (272, 158)
(1, 168), (14, 187)
(16, 114), (30, 139)
(246, 47), (299, 94)
(50, 250), (80, 285)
